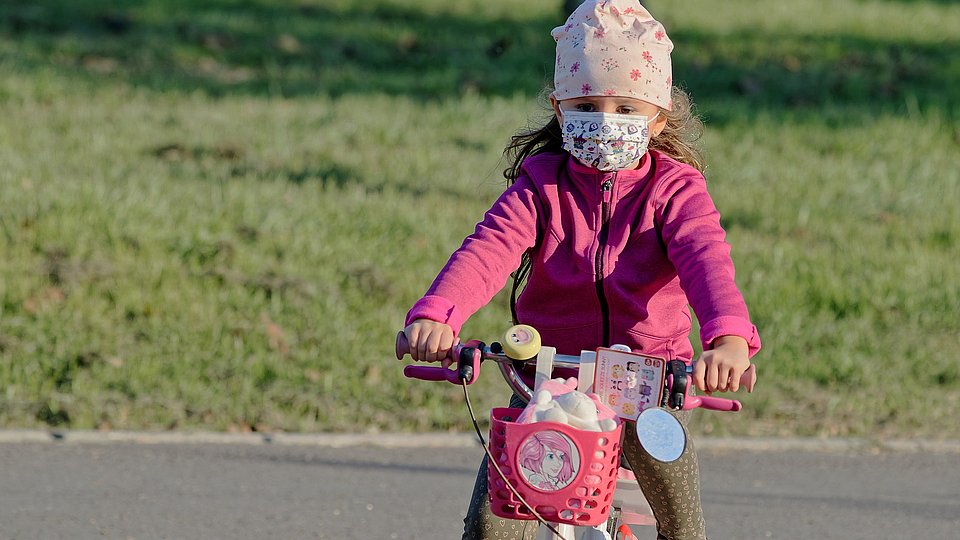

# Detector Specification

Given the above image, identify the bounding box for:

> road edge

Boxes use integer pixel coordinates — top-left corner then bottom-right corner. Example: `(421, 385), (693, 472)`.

(0, 430), (957, 453)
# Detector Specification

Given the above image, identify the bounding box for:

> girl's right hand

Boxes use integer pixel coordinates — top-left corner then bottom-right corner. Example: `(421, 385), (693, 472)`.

(403, 319), (457, 368)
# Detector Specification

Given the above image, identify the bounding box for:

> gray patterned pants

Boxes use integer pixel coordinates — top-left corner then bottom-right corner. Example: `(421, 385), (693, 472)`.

(461, 398), (706, 540)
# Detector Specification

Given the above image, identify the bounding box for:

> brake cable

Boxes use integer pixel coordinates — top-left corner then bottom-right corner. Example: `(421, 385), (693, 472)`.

(461, 380), (569, 540)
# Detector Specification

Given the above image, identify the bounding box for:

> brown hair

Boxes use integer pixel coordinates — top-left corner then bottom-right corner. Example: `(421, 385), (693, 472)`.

(503, 87), (706, 322)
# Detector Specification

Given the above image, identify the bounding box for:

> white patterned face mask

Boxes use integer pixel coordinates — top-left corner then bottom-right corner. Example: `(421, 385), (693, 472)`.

(560, 111), (657, 172)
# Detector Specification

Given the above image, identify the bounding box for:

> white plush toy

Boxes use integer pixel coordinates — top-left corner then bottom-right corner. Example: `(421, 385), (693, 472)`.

(518, 377), (618, 432)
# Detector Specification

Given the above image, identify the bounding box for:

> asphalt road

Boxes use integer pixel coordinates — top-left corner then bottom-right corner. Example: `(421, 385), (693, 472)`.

(0, 435), (957, 540)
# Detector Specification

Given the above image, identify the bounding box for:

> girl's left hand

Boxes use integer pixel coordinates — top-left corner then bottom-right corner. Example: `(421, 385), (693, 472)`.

(693, 335), (750, 393)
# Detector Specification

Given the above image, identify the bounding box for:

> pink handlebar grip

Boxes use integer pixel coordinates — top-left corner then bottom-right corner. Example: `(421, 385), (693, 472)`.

(395, 331), (410, 360)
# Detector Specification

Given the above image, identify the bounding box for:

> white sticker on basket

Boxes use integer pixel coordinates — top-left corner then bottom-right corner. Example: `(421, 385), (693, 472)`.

(517, 430), (580, 491)
(592, 348), (667, 421)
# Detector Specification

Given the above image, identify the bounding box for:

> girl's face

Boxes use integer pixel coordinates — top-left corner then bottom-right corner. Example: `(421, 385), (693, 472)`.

(542, 445), (566, 477)
(551, 95), (668, 170)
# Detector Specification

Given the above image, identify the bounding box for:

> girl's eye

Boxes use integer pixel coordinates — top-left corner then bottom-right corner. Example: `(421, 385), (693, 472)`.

(575, 104), (595, 112)
(618, 107), (636, 114)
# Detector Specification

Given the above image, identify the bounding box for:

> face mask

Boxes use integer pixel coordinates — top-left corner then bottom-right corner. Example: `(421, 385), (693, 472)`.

(560, 111), (657, 172)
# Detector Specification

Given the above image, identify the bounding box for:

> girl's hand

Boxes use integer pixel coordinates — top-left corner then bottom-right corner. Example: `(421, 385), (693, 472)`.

(403, 319), (458, 368)
(693, 335), (750, 393)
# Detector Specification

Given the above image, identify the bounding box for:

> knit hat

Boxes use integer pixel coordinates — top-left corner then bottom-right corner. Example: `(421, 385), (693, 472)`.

(552, 0), (674, 110)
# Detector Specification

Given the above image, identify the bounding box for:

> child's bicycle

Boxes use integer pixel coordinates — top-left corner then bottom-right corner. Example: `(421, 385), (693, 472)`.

(395, 325), (755, 540)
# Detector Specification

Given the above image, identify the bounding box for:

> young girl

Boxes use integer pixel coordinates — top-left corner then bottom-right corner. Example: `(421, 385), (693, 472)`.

(402, 1), (761, 538)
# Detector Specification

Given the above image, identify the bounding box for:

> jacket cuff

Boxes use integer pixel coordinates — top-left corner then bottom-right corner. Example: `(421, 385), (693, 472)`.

(700, 316), (762, 358)
(404, 295), (467, 336)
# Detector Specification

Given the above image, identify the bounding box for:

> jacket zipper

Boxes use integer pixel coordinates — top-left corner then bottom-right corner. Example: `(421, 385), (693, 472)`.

(595, 176), (614, 347)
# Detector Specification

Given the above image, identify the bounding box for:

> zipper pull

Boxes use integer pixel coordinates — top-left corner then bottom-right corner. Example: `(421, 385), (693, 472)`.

(601, 178), (613, 203)
(599, 178), (613, 224)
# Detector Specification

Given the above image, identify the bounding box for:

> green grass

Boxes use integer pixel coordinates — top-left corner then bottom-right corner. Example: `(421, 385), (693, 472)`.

(0, 0), (958, 438)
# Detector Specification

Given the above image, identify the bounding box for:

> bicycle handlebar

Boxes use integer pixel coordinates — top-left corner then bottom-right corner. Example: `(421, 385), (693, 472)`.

(395, 330), (755, 412)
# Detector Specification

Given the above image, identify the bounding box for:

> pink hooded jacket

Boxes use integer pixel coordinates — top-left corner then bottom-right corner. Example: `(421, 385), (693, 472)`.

(406, 150), (761, 361)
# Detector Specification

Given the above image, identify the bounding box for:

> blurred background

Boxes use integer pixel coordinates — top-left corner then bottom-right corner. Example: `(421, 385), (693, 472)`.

(0, 0), (957, 439)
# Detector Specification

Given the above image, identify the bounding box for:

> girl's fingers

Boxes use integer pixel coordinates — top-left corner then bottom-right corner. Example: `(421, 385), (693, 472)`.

(705, 362), (720, 393)
(416, 330), (430, 362)
(425, 330), (443, 363)
(728, 366), (742, 392)
(438, 332), (456, 368)
(442, 335), (462, 370)
(714, 364), (730, 392)
(692, 359), (707, 392)
(403, 321), (456, 364)
(405, 326), (421, 362)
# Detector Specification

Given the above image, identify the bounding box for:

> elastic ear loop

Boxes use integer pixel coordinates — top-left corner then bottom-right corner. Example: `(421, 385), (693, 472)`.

(462, 381), (570, 540)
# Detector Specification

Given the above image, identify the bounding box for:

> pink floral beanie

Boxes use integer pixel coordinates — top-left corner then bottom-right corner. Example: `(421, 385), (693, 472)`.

(552, 0), (674, 110)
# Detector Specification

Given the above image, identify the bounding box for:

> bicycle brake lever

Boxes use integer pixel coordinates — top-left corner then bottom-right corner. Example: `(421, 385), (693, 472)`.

(457, 342), (485, 383)
(667, 360), (687, 410)
(403, 364), (461, 383)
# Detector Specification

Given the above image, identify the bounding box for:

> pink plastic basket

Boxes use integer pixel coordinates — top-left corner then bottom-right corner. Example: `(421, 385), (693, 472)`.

(487, 407), (623, 527)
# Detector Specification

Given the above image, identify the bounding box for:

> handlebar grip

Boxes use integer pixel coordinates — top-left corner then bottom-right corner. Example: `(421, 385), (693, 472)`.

(395, 331), (409, 360)
(395, 331), (462, 364)
(678, 363), (755, 411)
(403, 364), (460, 384)
(396, 332), (481, 384)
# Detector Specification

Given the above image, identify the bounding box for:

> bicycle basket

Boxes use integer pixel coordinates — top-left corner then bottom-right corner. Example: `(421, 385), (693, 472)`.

(487, 407), (623, 527)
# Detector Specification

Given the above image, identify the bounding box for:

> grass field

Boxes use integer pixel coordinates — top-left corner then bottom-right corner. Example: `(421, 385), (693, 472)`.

(0, 0), (958, 438)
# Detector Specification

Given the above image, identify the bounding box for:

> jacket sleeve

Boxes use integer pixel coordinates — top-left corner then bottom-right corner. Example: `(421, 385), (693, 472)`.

(655, 170), (762, 358)
(405, 173), (542, 335)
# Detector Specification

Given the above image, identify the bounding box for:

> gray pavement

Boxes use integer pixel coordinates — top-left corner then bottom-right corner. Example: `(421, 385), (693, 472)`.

(0, 432), (957, 539)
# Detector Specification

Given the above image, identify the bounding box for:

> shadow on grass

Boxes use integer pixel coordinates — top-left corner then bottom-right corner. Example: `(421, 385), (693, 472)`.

(147, 139), (476, 197)
(2, 0), (958, 119)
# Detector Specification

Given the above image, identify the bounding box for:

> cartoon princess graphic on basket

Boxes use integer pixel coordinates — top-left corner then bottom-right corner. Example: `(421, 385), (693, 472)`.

(518, 431), (579, 491)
